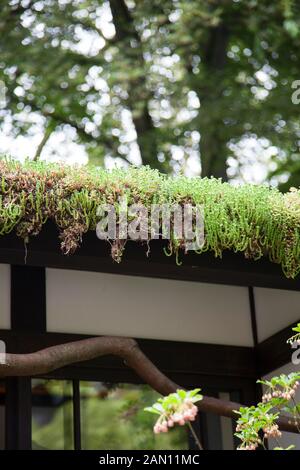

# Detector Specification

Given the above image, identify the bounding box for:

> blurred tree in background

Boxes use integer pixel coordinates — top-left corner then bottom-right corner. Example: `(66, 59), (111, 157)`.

(32, 381), (187, 450)
(0, 0), (300, 186)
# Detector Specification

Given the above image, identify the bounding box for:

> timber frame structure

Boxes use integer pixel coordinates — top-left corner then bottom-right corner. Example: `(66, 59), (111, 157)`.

(0, 222), (299, 449)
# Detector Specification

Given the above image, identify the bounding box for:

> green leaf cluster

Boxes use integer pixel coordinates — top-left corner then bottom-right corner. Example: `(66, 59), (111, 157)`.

(144, 389), (202, 416)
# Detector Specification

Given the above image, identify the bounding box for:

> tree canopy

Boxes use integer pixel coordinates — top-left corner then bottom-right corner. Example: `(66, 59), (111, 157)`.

(1, 0), (300, 184)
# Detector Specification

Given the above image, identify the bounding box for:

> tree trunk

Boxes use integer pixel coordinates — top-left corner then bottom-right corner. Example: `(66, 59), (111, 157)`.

(200, 132), (228, 180)
(200, 24), (230, 181)
(109, 0), (164, 171)
(33, 120), (54, 161)
(185, 22), (230, 180)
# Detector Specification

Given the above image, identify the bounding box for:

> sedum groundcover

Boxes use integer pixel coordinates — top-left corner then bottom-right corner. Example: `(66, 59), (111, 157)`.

(0, 158), (300, 278)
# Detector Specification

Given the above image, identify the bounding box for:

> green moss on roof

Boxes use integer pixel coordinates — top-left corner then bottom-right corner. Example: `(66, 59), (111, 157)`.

(0, 158), (300, 278)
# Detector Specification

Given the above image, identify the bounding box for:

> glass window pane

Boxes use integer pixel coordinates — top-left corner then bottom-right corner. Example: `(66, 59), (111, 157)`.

(32, 379), (74, 450)
(80, 382), (188, 450)
(219, 392), (235, 450)
(198, 389), (239, 450)
(0, 381), (4, 449)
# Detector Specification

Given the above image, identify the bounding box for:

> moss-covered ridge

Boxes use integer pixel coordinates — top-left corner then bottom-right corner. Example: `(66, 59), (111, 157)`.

(0, 159), (300, 278)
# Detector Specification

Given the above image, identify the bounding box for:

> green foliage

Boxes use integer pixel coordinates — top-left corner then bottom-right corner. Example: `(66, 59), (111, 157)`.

(1, 158), (300, 277)
(274, 445), (295, 450)
(144, 389), (202, 416)
(1, 1), (300, 180)
(258, 372), (300, 397)
(145, 389), (202, 438)
(78, 385), (187, 450)
(287, 323), (300, 345)
(235, 371), (300, 450)
(32, 382), (187, 450)
(235, 403), (280, 450)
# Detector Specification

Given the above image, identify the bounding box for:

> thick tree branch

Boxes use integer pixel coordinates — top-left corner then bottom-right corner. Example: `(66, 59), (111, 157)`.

(0, 336), (298, 434)
(8, 93), (129, 162)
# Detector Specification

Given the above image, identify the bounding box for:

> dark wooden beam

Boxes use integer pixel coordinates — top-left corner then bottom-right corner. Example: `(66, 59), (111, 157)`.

(5, 265), (46, 449)
(248, 287), (258, 347)
(248, 287), (263, 403)
(257, 320), (300, 376)
(72, 380), (81, 451)
(11, 266), (46, 332)
(5, 377), (32, 450)
(0, 221), (299, 291)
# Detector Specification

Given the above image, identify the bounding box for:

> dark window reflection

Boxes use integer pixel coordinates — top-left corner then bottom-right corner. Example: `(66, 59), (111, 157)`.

(198, 390), (238, 450)
(32, 379), (73, 450)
